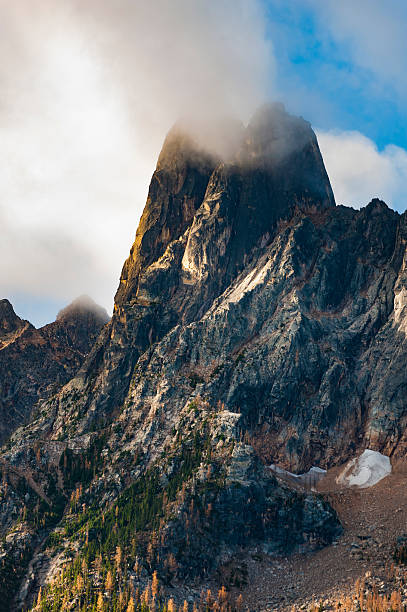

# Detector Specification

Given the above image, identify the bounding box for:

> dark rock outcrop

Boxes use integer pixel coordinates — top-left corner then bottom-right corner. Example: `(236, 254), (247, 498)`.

(0, 300), (31, 349)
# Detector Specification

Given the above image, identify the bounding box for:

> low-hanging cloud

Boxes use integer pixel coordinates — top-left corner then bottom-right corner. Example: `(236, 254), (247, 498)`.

(3, 1), (407, 328)
(317, 129), (407, 211)
(0, 0), (275, 326)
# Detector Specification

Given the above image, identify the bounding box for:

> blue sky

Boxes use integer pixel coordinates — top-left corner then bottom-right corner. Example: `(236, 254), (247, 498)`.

(260, 0), (407, 220)
(1, 1), (407, 327)
(264, 1), (407, 150)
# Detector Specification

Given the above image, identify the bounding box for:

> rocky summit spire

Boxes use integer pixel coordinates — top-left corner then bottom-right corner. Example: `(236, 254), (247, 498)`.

(115, 104), (334, 312)
(243, 102), (335, 206)
(180, 104), (335, 292)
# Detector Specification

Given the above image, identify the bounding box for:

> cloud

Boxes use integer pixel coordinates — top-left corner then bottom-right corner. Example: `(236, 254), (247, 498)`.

(0, 209), (111, 310)
(3, 0), (405, 328)
(0, 0), (275, 325)
(317, 129), (407, 211)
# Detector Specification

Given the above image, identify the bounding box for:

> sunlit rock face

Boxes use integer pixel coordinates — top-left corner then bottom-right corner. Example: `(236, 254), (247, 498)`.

(18, 105), (407, 470)
(0, 296), (109, 443)
(57, 103), (335, 426)
(39, 105), (407, 473)
(6, 105), (407, 605)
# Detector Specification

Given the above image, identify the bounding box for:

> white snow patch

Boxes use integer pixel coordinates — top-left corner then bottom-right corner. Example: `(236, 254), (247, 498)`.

(337, 449), (391, 489)
(269, 464), (327, 489)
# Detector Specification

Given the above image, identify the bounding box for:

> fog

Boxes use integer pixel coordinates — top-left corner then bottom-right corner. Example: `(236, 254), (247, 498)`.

(0, 0), (275, 326)
(2, 1), (407, 327)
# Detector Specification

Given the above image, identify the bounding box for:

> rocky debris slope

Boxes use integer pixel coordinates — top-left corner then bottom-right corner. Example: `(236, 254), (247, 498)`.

(1, 103), (407, 609)
(0, 296), (109, 444)
(242, 459), (407, 610)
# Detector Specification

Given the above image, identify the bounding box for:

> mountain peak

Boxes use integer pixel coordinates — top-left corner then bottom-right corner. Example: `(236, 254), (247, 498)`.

(0, 296), (109, 445)
(248, 101), (310, 138)
(366, 197), (390, 213)
(56, 295), (109, 325)
(116, 104), (334, 310)
(0, 299), (28, 338)
(0, 298), (19, 320)
(243, 102), (315, 163)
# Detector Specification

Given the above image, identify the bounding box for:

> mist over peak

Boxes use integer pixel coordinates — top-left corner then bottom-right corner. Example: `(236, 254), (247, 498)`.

(56, 295), (109, 324)
(162, 102), (327, 175)
(0, 0), (275, 324)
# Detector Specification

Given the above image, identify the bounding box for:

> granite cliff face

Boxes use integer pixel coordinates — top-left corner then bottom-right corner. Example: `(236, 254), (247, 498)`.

(45, 103), (335, 434)
(27, 105), (405, 471)
(0, 296), (109, 444)
(2, 104), (407, 609)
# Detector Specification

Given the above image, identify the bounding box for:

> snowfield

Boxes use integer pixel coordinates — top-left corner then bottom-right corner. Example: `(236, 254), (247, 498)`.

(337, 449), (391, 489)
(269, 464), (327, 489)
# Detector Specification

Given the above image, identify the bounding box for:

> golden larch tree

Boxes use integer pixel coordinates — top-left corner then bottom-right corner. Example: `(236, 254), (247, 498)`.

(167, 598), (176, 612)
(97, 591), (104, 612)
(151, 570), (159, 599)
(126, 597), (135, 612)
(105, 569), (114, 594)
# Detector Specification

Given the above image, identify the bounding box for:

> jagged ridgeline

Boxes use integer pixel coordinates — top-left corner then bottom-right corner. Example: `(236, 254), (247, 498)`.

(0, 296), (109, 445)
(1, 103), (407, 610)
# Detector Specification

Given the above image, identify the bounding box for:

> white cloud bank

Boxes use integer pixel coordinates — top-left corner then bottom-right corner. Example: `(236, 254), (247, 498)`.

(1, 0), (407, 327)
(317, 129), (407, 212)
(0, 0), (274, 326)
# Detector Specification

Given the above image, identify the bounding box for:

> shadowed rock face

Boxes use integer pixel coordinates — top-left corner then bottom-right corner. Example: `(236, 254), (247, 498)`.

(0, 296), (109, 444)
